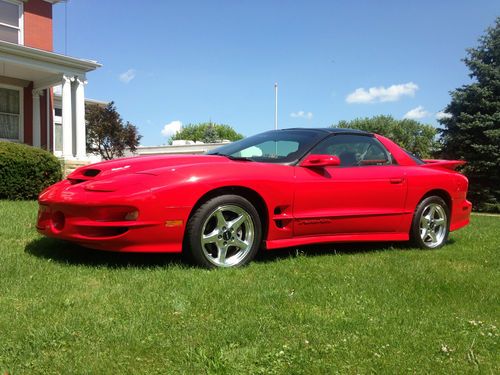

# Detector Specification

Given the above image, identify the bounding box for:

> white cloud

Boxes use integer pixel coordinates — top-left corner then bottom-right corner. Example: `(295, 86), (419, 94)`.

(119, 69), (136, 83)
(290, 110), (313, 120)
(161, 120), (182, 137)
(346, 82), (419, 103)
(436, 111), (452, 120)
(404, 106), (430, 120)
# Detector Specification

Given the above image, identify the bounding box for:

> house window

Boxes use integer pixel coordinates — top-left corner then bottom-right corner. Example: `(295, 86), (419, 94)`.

(0, 86), (21, 141)
(0, 0), (23, 44)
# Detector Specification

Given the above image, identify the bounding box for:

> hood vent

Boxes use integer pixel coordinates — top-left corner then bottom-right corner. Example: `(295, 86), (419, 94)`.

(83, 169), (101, 177)
(67, 168), (102, 185)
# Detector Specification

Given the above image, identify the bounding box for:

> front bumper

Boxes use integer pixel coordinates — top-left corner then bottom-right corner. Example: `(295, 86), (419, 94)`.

(36, 180), (190, 252)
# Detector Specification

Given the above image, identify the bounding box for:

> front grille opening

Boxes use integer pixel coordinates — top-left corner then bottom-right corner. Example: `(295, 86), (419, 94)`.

(91, 206), (139, 222)
(83, 169), (101, 177)
(52, 211), (65, 231)
(78, 226), (128, 238)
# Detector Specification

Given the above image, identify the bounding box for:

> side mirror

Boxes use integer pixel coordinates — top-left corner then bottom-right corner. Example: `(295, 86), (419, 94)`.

(300, 154), (340, 168)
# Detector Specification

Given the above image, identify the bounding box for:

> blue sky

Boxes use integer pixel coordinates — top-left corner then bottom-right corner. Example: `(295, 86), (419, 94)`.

(53, 0), (499, 146)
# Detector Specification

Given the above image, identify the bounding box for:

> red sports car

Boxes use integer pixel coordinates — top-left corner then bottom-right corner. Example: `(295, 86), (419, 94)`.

(37, 128), (472, 268)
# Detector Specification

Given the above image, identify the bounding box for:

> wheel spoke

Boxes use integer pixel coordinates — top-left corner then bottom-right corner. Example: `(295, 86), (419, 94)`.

(429, 230), (437, 243)
(434, 217), (445, 226)
(202, 229), (219, 245)
(228, 214), (246, 231)
(429, 205), (436, 219)
(420, 215), (429, 228)
(217, 246), (227, 264)
(215, 209), (227, 228)
(233, 237), (248, 250)
(421, 228), (428, 241)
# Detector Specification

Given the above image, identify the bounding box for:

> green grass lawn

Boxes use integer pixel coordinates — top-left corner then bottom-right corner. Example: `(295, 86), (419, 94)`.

(0, 201), (498, 374)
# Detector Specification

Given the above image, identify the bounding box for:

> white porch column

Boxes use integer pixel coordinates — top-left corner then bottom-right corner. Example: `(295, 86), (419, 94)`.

(74, 76), (87, 160)
(61, 75), (73, 158)
(32, 89), (42, 147)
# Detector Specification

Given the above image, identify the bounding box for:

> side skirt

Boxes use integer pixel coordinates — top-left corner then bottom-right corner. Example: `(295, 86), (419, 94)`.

(265, 233), (409, 250)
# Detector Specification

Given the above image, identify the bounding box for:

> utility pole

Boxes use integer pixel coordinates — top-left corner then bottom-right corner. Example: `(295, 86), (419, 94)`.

(64, 0), (69, 55)
(274, 82), (278, 130)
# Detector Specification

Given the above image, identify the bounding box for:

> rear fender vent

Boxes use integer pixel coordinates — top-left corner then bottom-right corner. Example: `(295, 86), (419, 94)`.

(272, 205), (292, 229)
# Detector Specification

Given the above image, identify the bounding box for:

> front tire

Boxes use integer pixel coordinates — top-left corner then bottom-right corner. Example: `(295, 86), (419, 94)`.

(185, 195), (262, 268)
(410, 196), (450, 249)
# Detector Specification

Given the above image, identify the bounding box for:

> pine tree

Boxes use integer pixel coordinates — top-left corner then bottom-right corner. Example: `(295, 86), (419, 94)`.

(439, 17), (500, 212)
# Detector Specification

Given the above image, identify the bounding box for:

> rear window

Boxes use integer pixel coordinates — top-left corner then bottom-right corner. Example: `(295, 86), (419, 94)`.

(404, 149), (425, 165)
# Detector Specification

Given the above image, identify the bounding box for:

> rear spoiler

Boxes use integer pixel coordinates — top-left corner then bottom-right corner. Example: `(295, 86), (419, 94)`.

(422, 159), (466, 171)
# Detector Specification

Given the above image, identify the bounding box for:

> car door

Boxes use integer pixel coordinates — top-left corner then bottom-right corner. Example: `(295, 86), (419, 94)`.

(293, 134), (407, 237)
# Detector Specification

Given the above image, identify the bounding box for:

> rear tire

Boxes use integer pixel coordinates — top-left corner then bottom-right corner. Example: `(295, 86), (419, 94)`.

(410, 196), (450, 249)
(185, 195), (262, 268)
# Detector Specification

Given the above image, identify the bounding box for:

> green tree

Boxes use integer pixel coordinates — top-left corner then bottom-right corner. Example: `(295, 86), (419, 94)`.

(170, 122), (243, 144)
(439, 18), (500, 212)
(334, 115), (438, 158)
(86, 102), (142, 160)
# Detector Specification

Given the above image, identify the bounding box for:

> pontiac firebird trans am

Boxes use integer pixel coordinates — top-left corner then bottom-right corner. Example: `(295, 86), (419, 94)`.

(37, 128), (472, 268)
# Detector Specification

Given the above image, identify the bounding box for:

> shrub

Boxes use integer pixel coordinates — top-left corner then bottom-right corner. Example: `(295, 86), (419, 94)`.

(0, 141), (62, 200)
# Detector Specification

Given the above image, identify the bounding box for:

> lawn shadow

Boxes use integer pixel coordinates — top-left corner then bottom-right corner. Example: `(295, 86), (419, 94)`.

(255, 240), (417, 264)
(25, 237), (185, 269)
(26, 236), (451, 269)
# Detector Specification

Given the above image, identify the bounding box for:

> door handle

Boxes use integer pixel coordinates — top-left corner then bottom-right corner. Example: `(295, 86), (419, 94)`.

(390, 178), (404, 184)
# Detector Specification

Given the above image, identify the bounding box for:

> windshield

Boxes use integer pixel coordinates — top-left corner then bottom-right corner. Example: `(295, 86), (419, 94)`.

(207, 129), (327, 164)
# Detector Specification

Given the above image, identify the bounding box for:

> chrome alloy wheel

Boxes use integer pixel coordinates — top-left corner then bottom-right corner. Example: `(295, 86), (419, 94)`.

(200, 204), (255, 267)
(419, 203), (447, 248)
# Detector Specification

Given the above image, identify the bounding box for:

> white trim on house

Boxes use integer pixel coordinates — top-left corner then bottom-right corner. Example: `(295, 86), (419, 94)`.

(18, 0), (22, 45)
(32, 87), (41, 146)
(46, 87), (50, 151)
(0, 40), (101, 160)
(0, 81), (23, 142)
(52, 93), (109, 157)
(0, 40), (101, 85)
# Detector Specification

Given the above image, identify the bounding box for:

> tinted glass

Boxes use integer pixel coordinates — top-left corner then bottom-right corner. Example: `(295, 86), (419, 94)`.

(309, 134), (393, 167)
(0, 87), (20, 140)
(207, 130), (326, 163)
(0, 0), (19, 27)
(0, 24), (18, 44)
(0, 87), (19, 114)
(404, 149), (425, 165)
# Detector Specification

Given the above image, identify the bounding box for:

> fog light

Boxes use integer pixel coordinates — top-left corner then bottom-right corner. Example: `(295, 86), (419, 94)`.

(52, 211), (65, 231)
(124, 210), (139, 221)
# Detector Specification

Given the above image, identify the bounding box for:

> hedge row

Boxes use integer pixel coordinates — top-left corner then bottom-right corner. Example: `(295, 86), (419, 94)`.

(0, 141), (62, 200)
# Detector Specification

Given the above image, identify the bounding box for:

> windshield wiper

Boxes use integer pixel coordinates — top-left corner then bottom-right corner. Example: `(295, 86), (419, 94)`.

(226, 155), (253, 161)
(209, 152), (253, 161)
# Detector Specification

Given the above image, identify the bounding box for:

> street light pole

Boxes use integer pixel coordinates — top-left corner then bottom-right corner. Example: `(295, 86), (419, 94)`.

(274, 82), (278, 130)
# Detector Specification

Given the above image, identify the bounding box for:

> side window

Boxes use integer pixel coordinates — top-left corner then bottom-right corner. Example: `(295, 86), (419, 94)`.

(309, 134), (394, 167)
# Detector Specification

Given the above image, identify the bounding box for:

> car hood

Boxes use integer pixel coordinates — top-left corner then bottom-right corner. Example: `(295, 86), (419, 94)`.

(67, 154), (231, 182)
